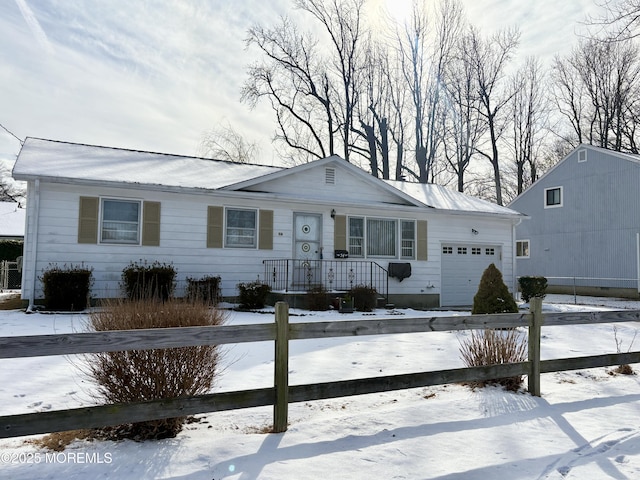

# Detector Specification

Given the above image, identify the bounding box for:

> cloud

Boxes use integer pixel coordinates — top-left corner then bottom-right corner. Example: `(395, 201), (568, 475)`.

(0, 0), (609, 165)
(0, 1), (288, 158)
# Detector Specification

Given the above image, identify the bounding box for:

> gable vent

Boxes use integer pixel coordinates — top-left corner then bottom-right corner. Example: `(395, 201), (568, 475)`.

(325, 167), (336, 184)
(578, 149), (587, 162)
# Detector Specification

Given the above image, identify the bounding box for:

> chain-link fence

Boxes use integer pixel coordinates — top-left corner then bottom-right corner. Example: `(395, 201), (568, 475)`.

(0, 260), (22, 291)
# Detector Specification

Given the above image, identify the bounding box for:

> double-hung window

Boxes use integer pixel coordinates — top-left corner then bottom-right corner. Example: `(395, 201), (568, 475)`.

(101, 199), (141, 244)
(349, 217), (364, 257)
(516, 240), (530, 258)
(226, 208), (257, 248)
(400, 220), (415, 259)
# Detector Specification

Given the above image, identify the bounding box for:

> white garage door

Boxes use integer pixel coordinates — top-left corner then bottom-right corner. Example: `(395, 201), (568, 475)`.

(440, 244), (502, 307)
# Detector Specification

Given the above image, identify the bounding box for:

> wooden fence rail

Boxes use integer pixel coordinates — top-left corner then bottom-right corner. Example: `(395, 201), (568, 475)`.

(2, 298), (640, 439)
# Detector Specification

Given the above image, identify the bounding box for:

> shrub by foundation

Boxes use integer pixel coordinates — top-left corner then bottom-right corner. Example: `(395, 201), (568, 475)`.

(237, 280), (271, 309)
(121, 260), (176, 301)
(349, 284), (377, 312)
(186, 275), (221, 305)
(40, 263), (93, 311)
(306, 286), (330, 311)
(83, 297), (226, 441)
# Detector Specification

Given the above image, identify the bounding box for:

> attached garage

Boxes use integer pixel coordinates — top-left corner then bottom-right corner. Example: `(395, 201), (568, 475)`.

(440, 243), (502, 307)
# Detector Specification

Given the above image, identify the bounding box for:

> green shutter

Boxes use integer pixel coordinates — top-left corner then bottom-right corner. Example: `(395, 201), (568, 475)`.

(207, 206), (224, 248)
(417, 220), (428, 261)
(142, 201), (161, 246)
(78, 196), (99, 244)
(334, 215), (346, 251)
(259, 210), (274, 250)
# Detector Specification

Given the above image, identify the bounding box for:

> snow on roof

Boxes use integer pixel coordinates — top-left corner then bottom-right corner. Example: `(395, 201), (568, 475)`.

(0, 201), (25, 237)
(13, 138), (520, 217)
(12, 138), (282, 190)
(385, 180), (522, 217)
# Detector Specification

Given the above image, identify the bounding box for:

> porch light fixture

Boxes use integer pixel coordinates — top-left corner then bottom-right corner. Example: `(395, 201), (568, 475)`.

(331, 209), (336, 219)
(472, 228), (479, 235)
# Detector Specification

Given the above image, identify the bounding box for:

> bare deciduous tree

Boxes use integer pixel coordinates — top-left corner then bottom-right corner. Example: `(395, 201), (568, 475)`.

(243, 17), (336, 163)
(296, 0), (365, 162)
(442, 13), (485, 193)
(198, 122), (259, 163)
(552, 38), (640, 153)
(464, 26), (520, 205)
(396, 1), (460, 183)
(587, 0), (640, 40)
(243, 0), (366, 165)
(508, 57), (549, 196)
(0, 161), (24, 204)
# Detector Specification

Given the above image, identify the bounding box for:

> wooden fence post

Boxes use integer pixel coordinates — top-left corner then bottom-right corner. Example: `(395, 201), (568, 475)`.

(273, 301), (289, 433)
(528, 297), (543, 397)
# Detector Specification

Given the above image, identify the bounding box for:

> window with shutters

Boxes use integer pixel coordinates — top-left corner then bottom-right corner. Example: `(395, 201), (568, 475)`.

(400, 220), (415, 259)
(225, 208), (257, 248)
(100, 199), (141, 244)
(348, 217), (364, 257)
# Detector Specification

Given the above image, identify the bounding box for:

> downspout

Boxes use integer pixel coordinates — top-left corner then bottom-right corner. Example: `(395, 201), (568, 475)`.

(637, 233), (640, 295)
(512, 217), (523, 300)
(27, 179), (40, 312)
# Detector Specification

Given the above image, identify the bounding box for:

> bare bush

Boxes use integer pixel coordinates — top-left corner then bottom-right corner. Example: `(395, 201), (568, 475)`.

(83, 298), (226, 440)
(459, 328), (527, 391)
(613, 325), (637, 375)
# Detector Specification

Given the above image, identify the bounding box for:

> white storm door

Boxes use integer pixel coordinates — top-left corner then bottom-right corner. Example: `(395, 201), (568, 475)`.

(293, 213), (322, 287)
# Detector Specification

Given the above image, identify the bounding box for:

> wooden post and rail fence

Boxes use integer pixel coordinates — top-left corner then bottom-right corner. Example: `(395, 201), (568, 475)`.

(2, 298), (640, 439)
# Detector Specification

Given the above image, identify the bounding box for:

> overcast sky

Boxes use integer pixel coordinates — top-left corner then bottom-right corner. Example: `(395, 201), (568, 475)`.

(0, 0), (602, 169)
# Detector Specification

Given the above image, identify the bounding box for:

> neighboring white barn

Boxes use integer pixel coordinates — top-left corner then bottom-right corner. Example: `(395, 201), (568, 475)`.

(12, 138), (523, 308)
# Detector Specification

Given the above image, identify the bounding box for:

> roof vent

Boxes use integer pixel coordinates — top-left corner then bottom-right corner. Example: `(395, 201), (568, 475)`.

(325, 167), (336, 184)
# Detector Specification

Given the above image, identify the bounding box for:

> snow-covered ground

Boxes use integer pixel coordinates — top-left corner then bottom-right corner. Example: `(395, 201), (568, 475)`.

(1, 292), (640, 479)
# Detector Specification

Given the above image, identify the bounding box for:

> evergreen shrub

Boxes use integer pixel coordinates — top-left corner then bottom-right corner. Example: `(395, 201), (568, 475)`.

(40, 263), (93, 311)
(237, 280), (271, 309)
(472, 263), (518, 314)
(518, 276), (548, 303)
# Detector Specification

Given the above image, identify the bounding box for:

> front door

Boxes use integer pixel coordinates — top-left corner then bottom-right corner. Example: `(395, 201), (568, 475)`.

(293, 213), (322, 288)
